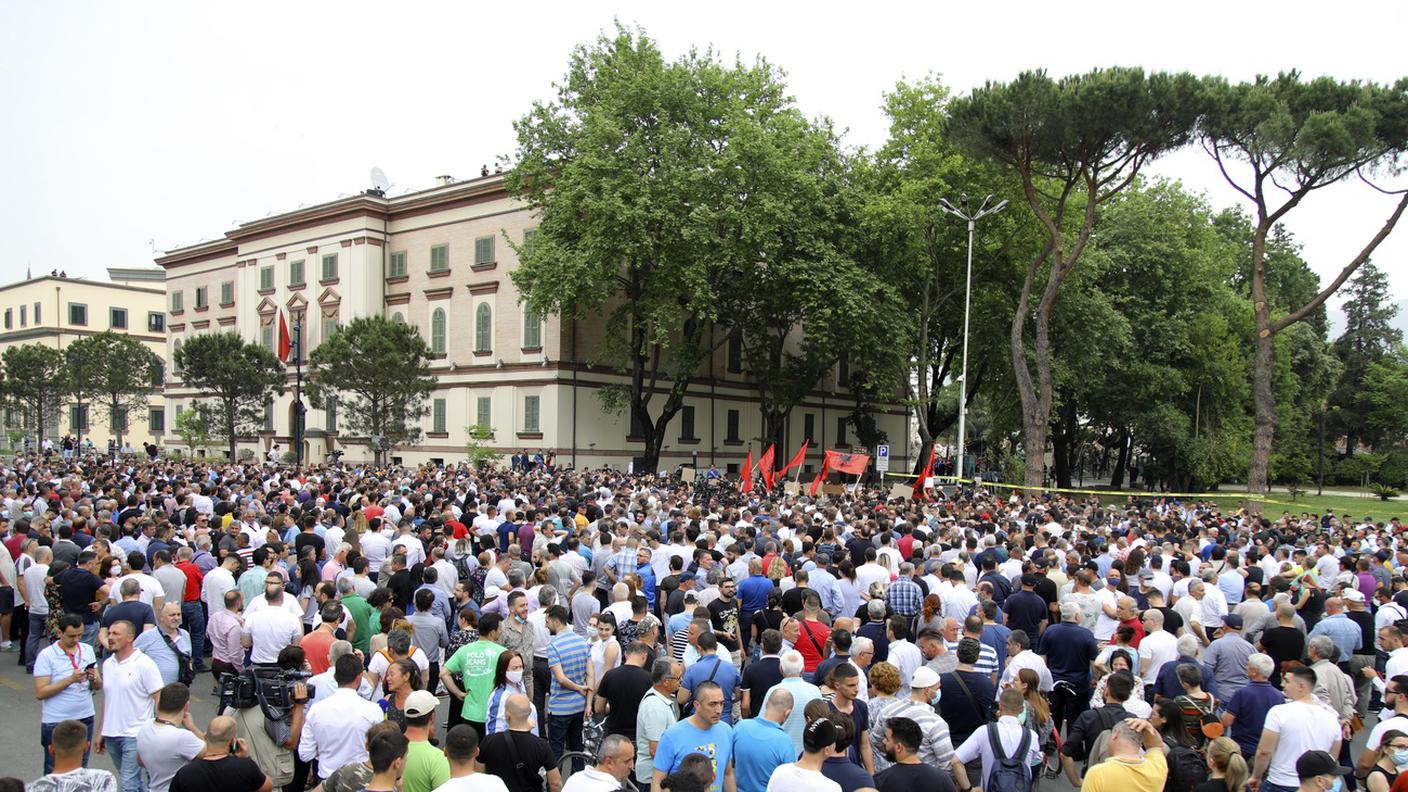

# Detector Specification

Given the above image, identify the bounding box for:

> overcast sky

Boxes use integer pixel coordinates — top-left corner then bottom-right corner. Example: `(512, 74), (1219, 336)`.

(2, 1), (1405, 327)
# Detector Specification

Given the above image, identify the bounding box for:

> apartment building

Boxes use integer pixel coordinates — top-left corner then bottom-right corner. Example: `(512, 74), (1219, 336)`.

(156, 173), (911, 471)
(0, 270), (167, 450)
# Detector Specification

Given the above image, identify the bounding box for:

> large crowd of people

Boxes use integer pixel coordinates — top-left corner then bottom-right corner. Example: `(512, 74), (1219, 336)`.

(1, 451), (1406, 792)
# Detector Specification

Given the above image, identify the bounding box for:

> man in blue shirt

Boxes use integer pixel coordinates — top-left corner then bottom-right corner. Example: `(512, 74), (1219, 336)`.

(1038, 601), (1098, 735)
(1223, 652), (1285, 757)
(1308, 596), (1362, 665)
(544, 605), (590, 772)
(680, 633), (741, 724)
(731, 689), (796, 792)
(652, 681), (735, 792)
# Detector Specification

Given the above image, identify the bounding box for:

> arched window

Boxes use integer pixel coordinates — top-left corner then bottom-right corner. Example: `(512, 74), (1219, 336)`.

(430, 308), (446, 355)
(475, 304), (492, 353)
(391, 312), (404, 324)
(523, 309), (541, 349)
(172, 338), (182, 374)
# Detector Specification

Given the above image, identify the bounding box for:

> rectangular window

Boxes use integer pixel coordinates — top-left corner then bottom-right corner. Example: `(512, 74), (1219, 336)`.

(474, 237), (494, 266)
(325, 395), (337, 432)
(19, 305), (25, 327)
(69, 405), (88, 431)
(220, 281), (234, 305)
(148, 312), (165, 332)
(321, 254), (338, 281)
(321, 316), (337, 343)
(259, 266), (273, 291)
(680, 406), (696, 440)
(727, 332), (742, 373)
(804, 413), (816, 444)
(389, 251), (407, 277)
(149, 408), (165, 432)
(3, 309), (9, 329)
(264, 399), (273, 431)
(430, 245), (449, 272)
(68, 303), (87, 326)
(523, 395), (540, 433)
(432, 398), (447, 434)
(171, 290), (184, 311)
(726, 409), (740, 442)
(33, 302), (39, 324)
(194, 287), (207, 309)
(523, 310), (541, 349)
(836, 416), (848, 446)
(110, 307), (127, 329)
(261, 325), (274, 352)
(522, 228), (539, 258)
(110, 407), (128, 433)
(150, 361), (164, 386)
(289, 259), (305, 286)
(476, 397), (491, 428)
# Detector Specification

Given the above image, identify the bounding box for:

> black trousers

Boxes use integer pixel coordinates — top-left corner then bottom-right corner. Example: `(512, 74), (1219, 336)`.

(533, 656), (551, 721)
(1048, 684), (1089, 739)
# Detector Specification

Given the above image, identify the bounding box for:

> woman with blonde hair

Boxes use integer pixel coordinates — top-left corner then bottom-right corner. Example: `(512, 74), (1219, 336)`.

(1368, 729), (1408, 792)
(345, 509), (366, 555)
(1198, 736), (1249, 792)
(1016, 667), (1054, 784)
(866, 662), (904, 773)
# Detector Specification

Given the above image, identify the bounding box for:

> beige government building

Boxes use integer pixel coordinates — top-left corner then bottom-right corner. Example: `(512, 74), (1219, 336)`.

(0, 268), (168, 451)
(156, 173), (911, 472)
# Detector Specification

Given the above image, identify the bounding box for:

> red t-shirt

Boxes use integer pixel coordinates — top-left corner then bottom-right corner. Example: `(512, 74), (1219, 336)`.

(300, 630), (336, 674)
(446, 520), (468, 540)
(175, 562), (204, 602)
(1119, 617), (1147, 648)
(796, 619), (832, 672)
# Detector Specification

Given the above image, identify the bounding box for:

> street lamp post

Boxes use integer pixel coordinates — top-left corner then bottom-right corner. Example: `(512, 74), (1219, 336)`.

(937, 194), (1007, 481)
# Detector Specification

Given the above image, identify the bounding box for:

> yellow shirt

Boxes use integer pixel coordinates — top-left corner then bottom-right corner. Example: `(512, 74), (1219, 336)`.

(1081, 749), (1168, 792)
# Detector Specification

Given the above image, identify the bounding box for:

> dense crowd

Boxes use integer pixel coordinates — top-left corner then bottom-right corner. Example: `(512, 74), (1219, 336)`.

(1, 453), (1406, 792)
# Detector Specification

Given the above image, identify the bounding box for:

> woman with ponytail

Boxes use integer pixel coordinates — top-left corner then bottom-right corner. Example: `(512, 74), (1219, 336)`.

(1197, 736), (1249, 792)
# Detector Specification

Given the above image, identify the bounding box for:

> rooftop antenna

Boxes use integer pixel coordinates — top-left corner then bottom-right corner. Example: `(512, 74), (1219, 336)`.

(369, 167), (392, 196)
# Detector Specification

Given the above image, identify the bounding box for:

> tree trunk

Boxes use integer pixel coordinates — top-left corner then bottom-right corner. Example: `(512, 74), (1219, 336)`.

(1247, 326), (1277, 501)
(226, 400), (238, 463)
(1052, 428), (1070, 490)
(1110, 429), (1130, 489)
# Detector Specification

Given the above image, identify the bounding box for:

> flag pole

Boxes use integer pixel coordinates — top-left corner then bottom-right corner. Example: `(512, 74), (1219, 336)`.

(293, 315), (304, 467)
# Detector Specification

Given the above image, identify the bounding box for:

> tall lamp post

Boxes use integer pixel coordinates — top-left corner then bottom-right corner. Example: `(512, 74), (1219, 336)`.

(937, 193), (1007, 480)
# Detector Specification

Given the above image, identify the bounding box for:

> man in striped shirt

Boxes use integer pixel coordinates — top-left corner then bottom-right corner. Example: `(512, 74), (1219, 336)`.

(545, 604), (590, 772)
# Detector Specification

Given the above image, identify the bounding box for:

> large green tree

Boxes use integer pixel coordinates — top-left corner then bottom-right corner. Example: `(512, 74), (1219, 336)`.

(306, 316), (434, 466)
(64, 332), (162, 453)
(174, 333), (285, 461)
(860, 77), (1028, 472)
(509, 25), (841, 472)
(947, 68), (1203, 486)
(1328, 262), (1402, 453)
(1200, 72), (1408, 503)
(1, 344), (66, 448)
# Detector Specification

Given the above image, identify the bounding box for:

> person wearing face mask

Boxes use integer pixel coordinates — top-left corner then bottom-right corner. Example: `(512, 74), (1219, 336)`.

(486, 649), (539, 736)
(867, 666), (954, 775)
(1290, 751), (1351, 792)
(1251, 665), (1344, 792)
(1363, 729), (1408, 792)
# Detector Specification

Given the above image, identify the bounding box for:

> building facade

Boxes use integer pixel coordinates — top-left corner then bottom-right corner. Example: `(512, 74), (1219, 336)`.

(156, 174), (912, 472)
(0, 270), (167, 451)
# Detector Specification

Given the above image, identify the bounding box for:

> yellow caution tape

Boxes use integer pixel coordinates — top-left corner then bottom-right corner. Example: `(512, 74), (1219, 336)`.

(883, 472), (1325, 511)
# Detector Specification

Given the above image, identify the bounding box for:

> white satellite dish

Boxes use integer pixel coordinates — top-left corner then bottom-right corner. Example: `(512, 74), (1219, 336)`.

(369, 167), (391, 193)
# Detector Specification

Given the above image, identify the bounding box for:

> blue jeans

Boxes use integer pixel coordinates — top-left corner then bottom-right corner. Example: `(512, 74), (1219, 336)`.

(105, 734), (145, 792)
(547, 711), (584, 772)
(81, 621), (99, 650)
(180, 602), (205, 666)
(25, 611), (49, 669)
(41, 716), (93, 774)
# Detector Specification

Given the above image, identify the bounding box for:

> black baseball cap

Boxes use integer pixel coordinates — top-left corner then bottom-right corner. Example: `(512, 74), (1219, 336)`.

(1296, 751), (1349, 780)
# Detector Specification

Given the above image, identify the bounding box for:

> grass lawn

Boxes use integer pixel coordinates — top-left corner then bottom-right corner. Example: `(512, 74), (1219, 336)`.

(1188, 490), (1402, 520)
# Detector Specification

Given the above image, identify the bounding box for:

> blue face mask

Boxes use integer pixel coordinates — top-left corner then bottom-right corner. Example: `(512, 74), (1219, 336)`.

(1394, 750), (1408, 768)
(930, 686), (942, 705)
(1328, 777), (1343, 792)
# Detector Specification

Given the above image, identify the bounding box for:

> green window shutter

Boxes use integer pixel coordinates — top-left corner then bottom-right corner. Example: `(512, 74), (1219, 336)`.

(221, 281), (234, 304)
(522, 228), (538, 258)
(321, 254), (338, 281)
(475, 237), (494, 266)
(325, 396), (337, 432)
(475, 304), (492, 352)
(523, 310), (541, 349)
(389, 252), (406, 277)
(171, 291), (183, 311)
(476, 397), (491, 428)
(433, 399), (447, 433)
(290, 259), (305, 285)
(259, 267), (273, 291)
(430, 245), (448, 272)
(524, 396), (540, 433)
(431, 309), (446, 355)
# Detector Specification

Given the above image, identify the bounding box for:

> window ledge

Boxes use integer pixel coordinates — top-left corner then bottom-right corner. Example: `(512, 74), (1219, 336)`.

(194, 305), (209, 313)
(723, 439), (744, 446)
(427, 269), (452, 279)
(319, 278), (340, 286)
(473, 350), (492, 357)
(626, 435), (646, 443)
(218, 302), (235, 309)
(169, 309), (185, 316)
(428, 352), (447, 360)
(520, 346), (543, 354)
(517, 431), (543, 440)
(288, 283), (307, 292)
(677, 437), (701, 445)
(426, 432), (449, 439)
(385, 274), (409, 285)
(256, 288), (275, 296)
(471, 262), (497, 272)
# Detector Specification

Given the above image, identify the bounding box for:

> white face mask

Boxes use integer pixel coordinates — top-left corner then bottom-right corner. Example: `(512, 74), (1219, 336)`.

(506, 669), (524, 684)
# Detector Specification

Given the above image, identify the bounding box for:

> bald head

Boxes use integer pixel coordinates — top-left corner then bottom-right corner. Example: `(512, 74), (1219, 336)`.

(206, 716), (237, 745)
(506, 693), (533, 725)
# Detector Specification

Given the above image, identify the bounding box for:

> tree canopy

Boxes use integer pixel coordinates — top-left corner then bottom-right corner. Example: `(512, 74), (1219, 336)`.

(174, 333), (285, 461)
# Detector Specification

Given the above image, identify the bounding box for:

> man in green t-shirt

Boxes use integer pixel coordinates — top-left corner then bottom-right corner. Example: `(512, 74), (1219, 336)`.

(400, 690), (451, 792)
(441, 612), (507, 731)
(340, 578), (374, 655)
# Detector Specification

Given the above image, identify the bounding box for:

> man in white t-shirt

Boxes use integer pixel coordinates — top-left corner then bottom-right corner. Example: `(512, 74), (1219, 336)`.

(109, 567), (165, 611)
(1251, 664), (1342, 792)
(766, 714), (842, 792)
(136, 682), (206, 792)
(435, 722), (511, 792)
(562, 733), (636, 792)
(1138, 609), (1179, 681)
(98, 620), (165, 792)
(240, 575), (303, 665)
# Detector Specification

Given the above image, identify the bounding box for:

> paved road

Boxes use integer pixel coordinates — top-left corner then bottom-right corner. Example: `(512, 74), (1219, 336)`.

(0, 648), (1379, 790)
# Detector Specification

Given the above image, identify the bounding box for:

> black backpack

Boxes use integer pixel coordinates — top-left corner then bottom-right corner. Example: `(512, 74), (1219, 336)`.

(1165, 742), (1209, 792)
(985, 723), (1034, 792)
